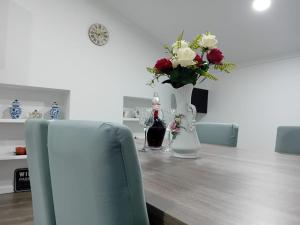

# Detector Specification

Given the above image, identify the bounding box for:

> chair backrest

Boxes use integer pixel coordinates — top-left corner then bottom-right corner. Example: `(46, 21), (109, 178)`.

(25, 120), (56, 225)
(275, 126), (300, 154)
(195, 122), (239, 147)
(47, 120), (149, 225)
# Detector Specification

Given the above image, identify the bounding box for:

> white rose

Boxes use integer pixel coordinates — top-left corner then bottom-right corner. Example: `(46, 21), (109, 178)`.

(172, 40), (189, 54)
(171, 47), (196, 68)
(199, 33), (218, 49)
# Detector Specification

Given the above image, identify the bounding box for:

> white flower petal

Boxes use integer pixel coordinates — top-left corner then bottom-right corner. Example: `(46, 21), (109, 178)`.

(199, 33), (218, 49)
(172, 40), (189, 54)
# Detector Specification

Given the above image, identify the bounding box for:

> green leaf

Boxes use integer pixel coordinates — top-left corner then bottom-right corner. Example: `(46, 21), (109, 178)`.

(202, 71), (218, 81)
(189, 34), (202, 50)
(163, 44), (170, 49)
(168, 66), (198, 88)
(146, 79), (155, 87)
(176, 31), (184, 42)
(147, 67), (158, 74)
(200, 62), (209, 72)
(214, 62), (236, 73)
(163, 44), (173, 55)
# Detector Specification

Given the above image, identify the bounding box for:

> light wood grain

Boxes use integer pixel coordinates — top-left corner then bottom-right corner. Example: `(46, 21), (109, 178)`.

(0, 192), (33, 225)
(1, 144), (300, 225)
(138, 143), (300, 225)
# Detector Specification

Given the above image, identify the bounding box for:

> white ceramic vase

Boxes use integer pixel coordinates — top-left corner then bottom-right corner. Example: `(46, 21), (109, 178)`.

(171, 84), (201, 158)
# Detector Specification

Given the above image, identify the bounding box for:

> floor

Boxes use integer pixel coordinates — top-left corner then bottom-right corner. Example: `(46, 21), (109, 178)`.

(0, 192), (33, 225)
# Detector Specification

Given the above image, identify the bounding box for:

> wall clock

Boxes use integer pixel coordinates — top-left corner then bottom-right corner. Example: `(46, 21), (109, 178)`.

(88, 23), (109, 46)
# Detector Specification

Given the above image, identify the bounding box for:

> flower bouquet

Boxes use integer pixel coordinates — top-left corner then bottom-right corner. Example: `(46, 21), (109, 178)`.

(147, 32), (235, 88)
(146, 32), (235, 158)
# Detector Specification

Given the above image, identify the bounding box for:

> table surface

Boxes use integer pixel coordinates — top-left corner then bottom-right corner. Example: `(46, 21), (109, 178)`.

(137, 142), (300, 225)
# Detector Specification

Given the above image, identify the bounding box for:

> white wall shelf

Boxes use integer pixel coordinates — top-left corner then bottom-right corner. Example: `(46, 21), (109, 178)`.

(122, 96), (152, 133)
(0, 152), (27, 160)
(0, 146), (27, 161)
(0, 82), (70, 194)
(0, 119), (26, 124)
(0, 83), (70, 120)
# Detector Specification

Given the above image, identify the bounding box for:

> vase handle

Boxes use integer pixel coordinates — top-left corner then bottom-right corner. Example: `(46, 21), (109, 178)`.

(188, 104), (197, 130)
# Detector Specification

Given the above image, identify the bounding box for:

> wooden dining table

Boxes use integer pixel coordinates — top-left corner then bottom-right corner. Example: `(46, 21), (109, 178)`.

(136, 142), (300, 225)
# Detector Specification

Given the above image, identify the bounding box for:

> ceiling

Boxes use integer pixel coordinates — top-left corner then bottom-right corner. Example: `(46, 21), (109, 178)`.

(101, 0), (300, 64)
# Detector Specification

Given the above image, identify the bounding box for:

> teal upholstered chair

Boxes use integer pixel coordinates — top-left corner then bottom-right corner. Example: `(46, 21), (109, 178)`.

(25, 120), (56, 225)
(47, 120), (149, 225)
(195, 122), (239, 147)
(275, 126), (300, 154)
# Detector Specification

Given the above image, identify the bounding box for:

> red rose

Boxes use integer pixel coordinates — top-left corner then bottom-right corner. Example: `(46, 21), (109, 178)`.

(194, 54), (203, 65)
(154, 58), (172, 72)
(206, 48), (224, 65)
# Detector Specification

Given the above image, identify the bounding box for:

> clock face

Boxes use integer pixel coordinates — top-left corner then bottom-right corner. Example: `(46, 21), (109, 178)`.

(88, 23), (109, 46)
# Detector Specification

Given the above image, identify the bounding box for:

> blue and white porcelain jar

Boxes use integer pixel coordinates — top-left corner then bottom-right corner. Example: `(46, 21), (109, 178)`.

(49, 102), (61, 120)
(10, 99), (22, 119)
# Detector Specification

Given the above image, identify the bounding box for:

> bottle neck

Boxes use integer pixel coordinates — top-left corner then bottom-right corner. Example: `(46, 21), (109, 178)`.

(153, 110), (159, 120)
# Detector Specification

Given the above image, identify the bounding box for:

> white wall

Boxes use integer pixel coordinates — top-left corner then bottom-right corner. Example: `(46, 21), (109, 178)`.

(0, 0), (172, 194)
(200, 56), (300, 151)
(0, 0), (172, 123)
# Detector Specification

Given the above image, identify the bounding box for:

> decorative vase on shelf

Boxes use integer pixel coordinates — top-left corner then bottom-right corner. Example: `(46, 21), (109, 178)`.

(9, 99), (22, 119)
(29, 109), (42, 119)
(49, 102), (61, 120)
(170, 84), (201, 158)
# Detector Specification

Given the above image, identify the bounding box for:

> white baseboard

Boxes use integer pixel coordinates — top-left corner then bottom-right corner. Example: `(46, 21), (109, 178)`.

(0, 185), (14, 194)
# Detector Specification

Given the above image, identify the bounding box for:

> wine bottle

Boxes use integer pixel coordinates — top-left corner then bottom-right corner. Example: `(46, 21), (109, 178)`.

(147, 110), (166, 149)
